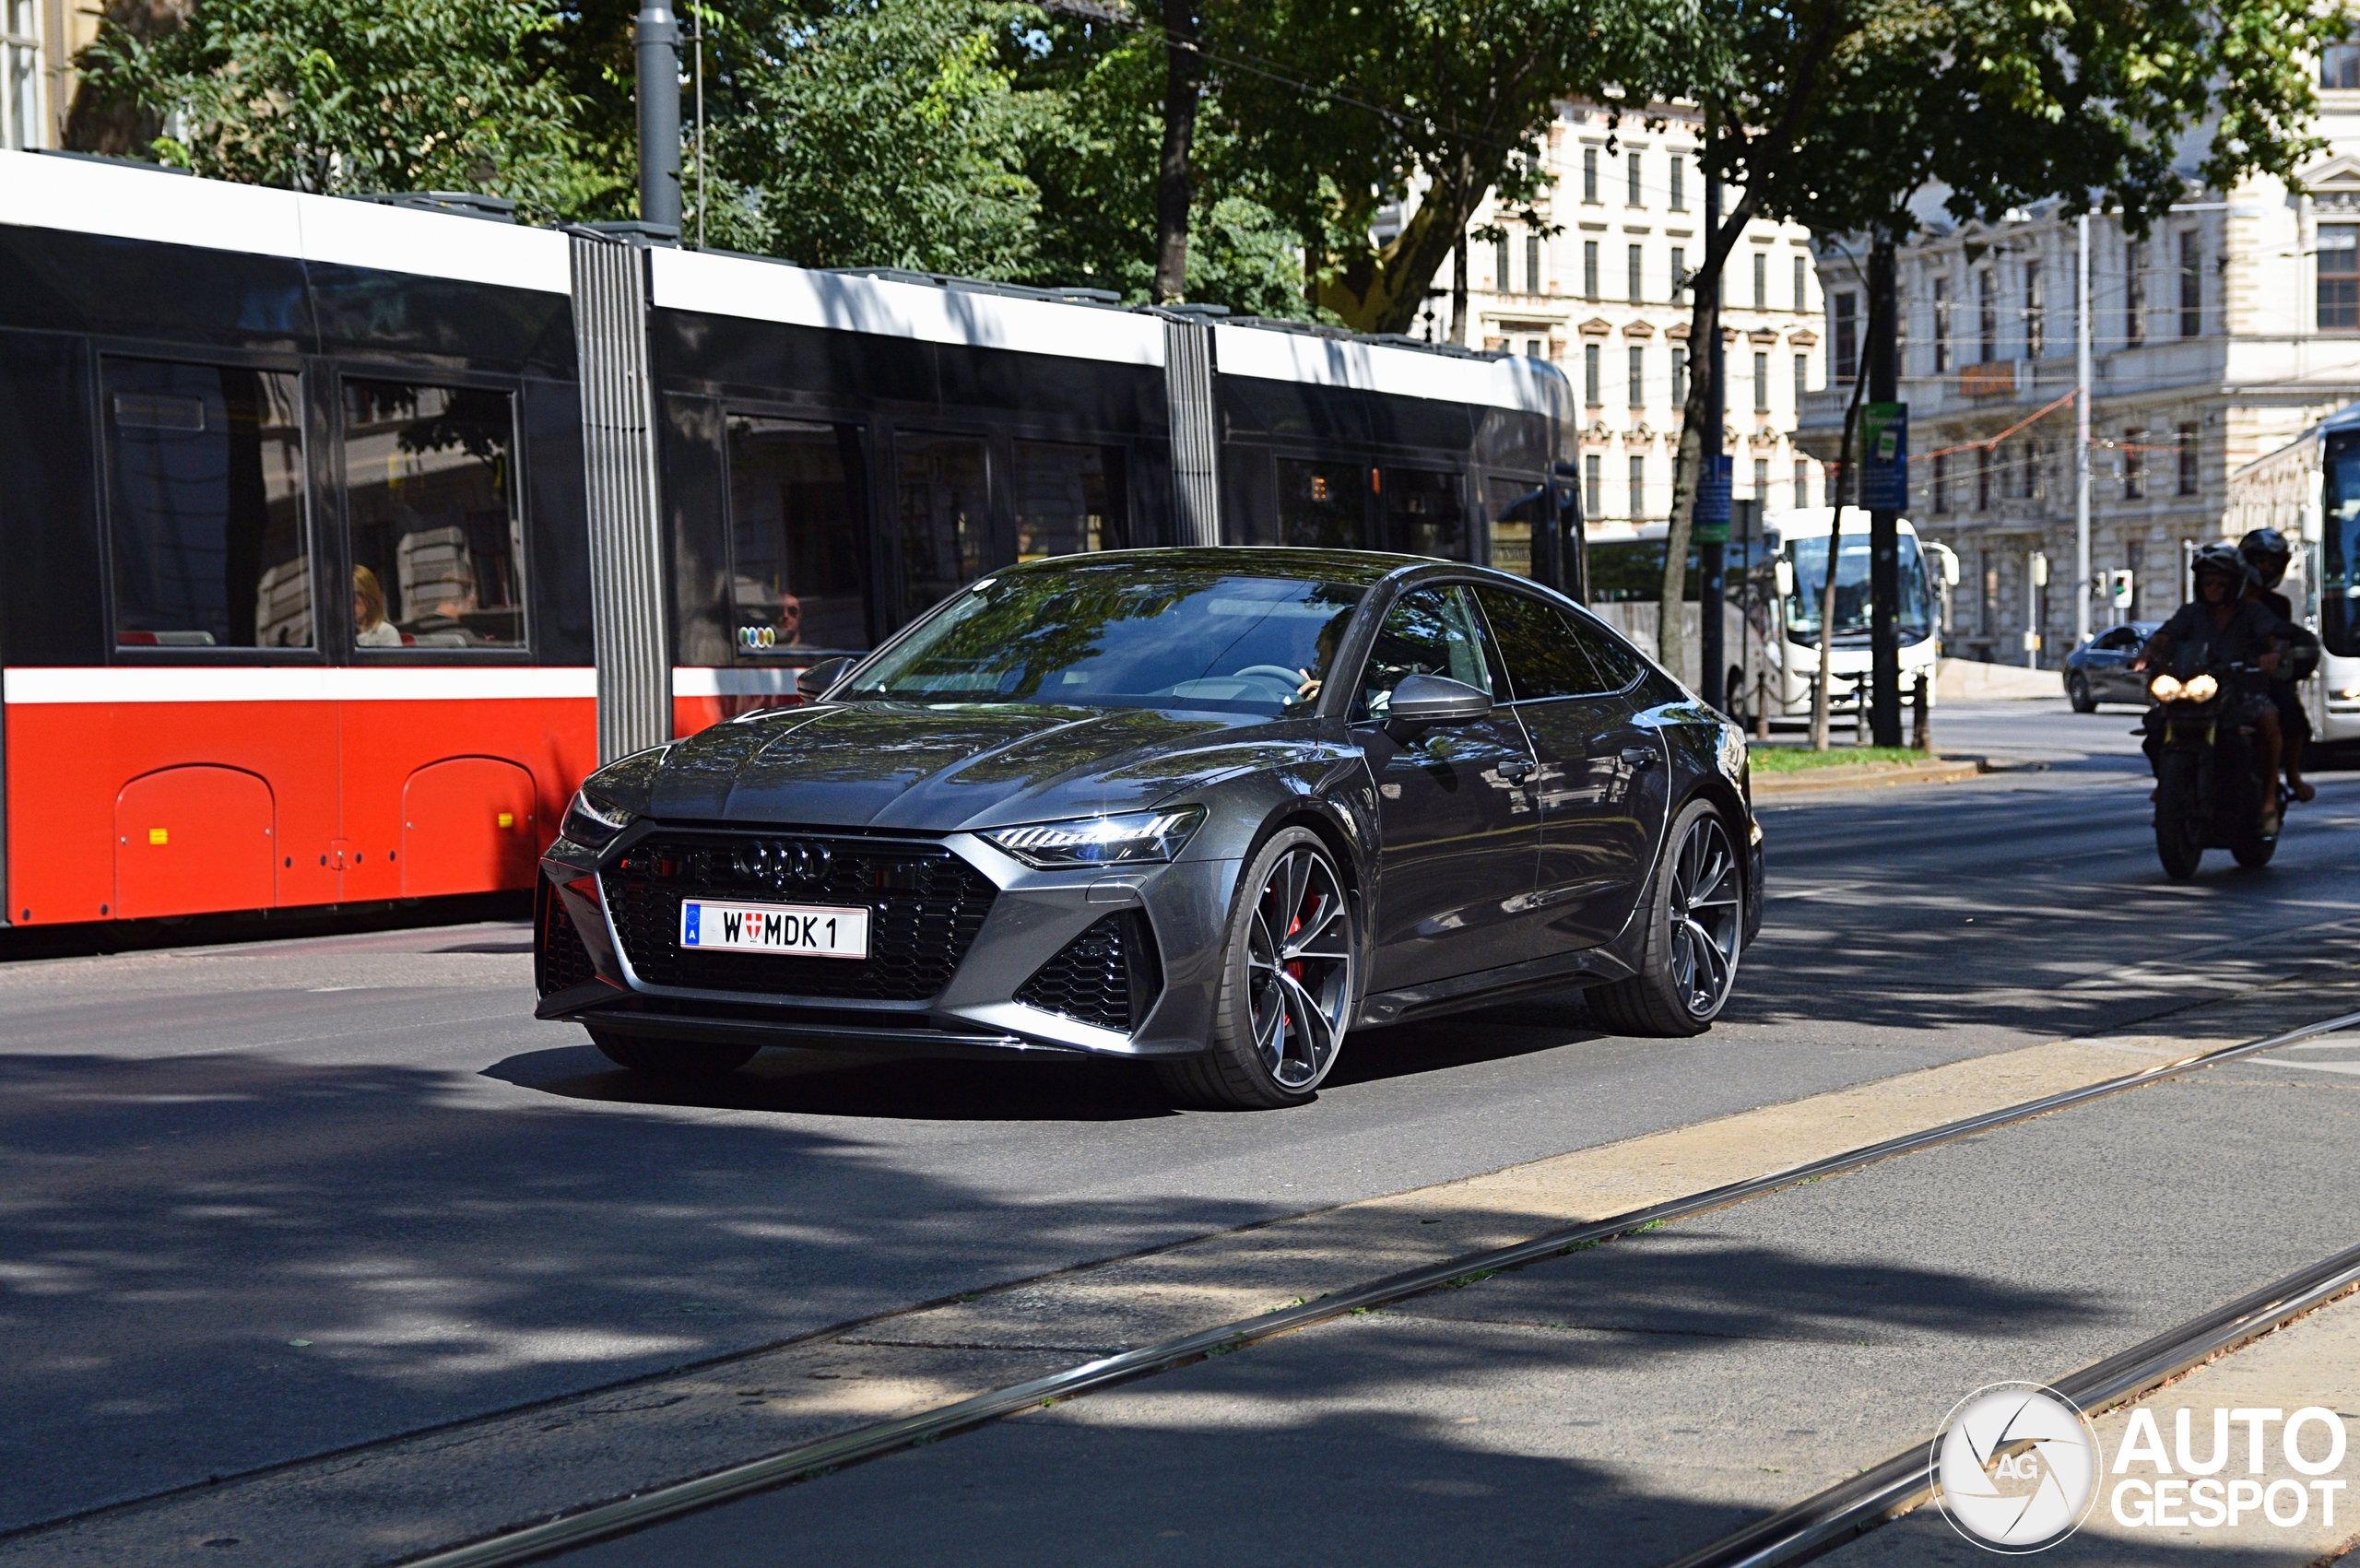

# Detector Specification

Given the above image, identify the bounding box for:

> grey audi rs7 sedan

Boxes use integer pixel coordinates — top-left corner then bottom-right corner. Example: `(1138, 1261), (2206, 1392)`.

(535, 548), (1764, 1109)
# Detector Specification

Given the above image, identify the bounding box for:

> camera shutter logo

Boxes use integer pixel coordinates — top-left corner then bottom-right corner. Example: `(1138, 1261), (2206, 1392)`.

(1933, 1383), (2101, 1551)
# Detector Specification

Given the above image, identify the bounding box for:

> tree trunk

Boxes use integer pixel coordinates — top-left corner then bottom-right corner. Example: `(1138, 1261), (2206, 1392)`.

(1450, 230), (1469, 344)
(1811, 273), (1878, 751)
(1659, 178), (1758, 678)
(1153, 5), (1200, 305)
(64, 0), (192, 155)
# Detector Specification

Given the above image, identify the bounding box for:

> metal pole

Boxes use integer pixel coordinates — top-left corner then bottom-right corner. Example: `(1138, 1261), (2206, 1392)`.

(2075, 213), (2093, 647)
(635, 1), (681, 230)
(1700, 169), (1727, 710)
(1868, 233), (1901, 746)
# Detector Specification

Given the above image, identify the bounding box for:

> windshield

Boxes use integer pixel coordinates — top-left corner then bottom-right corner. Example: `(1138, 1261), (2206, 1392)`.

(843, 565), (1366, 716)
(1784, 534), (1932, 645)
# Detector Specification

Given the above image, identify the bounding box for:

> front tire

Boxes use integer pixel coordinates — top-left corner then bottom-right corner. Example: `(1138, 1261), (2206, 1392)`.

(588, 1028), (760, 1079)
(2068, 674), (2096, 713)
(1155, 827), (1353, 1111)
(2154, 752), (2203, 880)
(1587, 799), (1743, 1037)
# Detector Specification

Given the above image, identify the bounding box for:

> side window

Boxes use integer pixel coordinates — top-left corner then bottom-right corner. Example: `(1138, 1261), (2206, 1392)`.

(1485, 477), (1547, 577)
(727, 416), (871, 655)
(1015, 442), (1127, 559)
(344, 379), (525, 649)
(1570, 606), (1646, 689)
(105, 359), (311, 649)
(1278, 457), (1365, 548)
(1358, 585), (1494, 720)
(1385, 467), (1468, 560)
(1475, 586), (1608, 699)
(897, 431), (991, 619)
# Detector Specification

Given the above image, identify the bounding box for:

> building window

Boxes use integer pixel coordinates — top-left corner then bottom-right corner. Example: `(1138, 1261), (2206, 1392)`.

(2327, 41), (2360, 87)
(2, 0), (41, 151)
(1932, 453), (1951, 513)
(1628, 345), (1645, 407)
(2177, 424), (2198, 494)
(2320, 225), (2359, 330)
(1628, 454), (1646, 517)
(1584, 454), (1601, 519)
(1528, 233), (1545, 295)
(1833, 292), (1858, 380)
(2123, 429), (2144, 500)
(1976, 445), (1993, 511)
(1752, 351), (1769, 412)
(1583, 147), (1599, 204)
(1584, 342), (1601, 405)
(1931, 277), (1951, 373)
(1494, 235), (1511, 293)
(1793, 353), (1808, 408)
(1794, 459), (1810, 509)
(1671, 347), (1688, 407)
(1977, 268), (1997, 362)
(1792, 254), (1807, 313)
(1627, 243), (1643, 302)
(1670, 156), (1685, 211)
(1670, 246), (1687, 301)
(1752, 458), (1768, 499)
(1581, 240), (1597, 300)
(1752, 251), (1766, 309)
(2178, 232), (2201, 336)
(1627, 150), (1642, 206)
(2024, 262), (2044, 359)
(2124, 240), (2145, 347)
(1525, 337), (1546, 360)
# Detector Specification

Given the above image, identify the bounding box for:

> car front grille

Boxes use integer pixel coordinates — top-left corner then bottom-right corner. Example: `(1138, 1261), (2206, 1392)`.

(601, 832), (997, 1003)
(538, 888), (597, 996)
(1013, 912), (1162, 1032)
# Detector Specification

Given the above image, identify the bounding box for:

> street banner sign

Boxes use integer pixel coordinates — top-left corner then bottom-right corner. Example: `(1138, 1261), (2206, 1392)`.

(1693, 454), (1732, 543)
(1862, 402), (1908, 511)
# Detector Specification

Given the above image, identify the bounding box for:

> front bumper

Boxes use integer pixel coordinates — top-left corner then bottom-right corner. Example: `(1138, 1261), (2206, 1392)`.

(535, 823), (1233, 1060)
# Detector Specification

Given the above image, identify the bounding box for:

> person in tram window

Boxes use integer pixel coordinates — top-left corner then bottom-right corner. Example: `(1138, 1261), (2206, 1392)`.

(777, 591), (807, 649)
(353, 566), (404, 647)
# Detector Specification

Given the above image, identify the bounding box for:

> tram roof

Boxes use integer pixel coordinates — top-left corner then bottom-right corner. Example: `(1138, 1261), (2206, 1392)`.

(0, 147), (1565, 417)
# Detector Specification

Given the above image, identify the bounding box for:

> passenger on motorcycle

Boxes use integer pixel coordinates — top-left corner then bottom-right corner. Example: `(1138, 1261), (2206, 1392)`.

(2132, 544), (2297, 833)
(2239, 526), (2317, 805)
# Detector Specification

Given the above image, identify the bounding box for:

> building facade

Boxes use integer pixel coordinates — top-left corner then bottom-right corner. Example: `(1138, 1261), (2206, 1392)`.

(2, 0), (91, 153)
(1796, 72), (2360, 664)
(1430, 102), (1828, 532)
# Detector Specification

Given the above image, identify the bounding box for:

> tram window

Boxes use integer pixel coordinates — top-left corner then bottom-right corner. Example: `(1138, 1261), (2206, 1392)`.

(1486, 477), (1547, 577)
(1385, 467), (1468, 560)
(1014, 442), (1126, 559)
(897, 432), (991, 619)
(728, 416), (870, 654)
(105, 360), (310, 650)
(1276, 458), (1364, 548)
(343, 380), (524, 649)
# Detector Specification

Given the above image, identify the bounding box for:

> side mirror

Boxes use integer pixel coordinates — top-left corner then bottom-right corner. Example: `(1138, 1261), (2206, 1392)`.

(1773, 560), (1796, 598)
(1384, 673), (1493, 740)
(796, 655), (853, 698)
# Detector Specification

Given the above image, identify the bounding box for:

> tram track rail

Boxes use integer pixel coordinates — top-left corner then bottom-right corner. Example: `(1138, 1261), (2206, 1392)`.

(393, 1006), (2360, 1567)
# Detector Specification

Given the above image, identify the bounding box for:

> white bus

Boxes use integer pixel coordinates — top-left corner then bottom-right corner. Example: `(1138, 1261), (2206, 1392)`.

(2228, 405), (2352, 751)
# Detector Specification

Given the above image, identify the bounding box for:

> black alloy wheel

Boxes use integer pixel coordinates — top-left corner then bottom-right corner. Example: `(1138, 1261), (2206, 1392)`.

(1587, 799), (1744, 1037)
(588, 1028), (760, 1079)
(2068, 673), (2097, 713)
(1157, 827), (1354, 1111)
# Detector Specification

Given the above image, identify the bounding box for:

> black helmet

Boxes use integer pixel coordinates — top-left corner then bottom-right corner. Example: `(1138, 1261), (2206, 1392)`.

(2192, 542), (2248, 595)
(2239, 526), (2291, 590)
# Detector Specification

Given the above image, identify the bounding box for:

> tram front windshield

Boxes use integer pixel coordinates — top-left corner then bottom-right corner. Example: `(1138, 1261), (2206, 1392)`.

(1783, 533), (1932, 646)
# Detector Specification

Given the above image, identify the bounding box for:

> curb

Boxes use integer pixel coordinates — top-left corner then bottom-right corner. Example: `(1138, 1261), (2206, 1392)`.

(1749, 757), (1985, 796)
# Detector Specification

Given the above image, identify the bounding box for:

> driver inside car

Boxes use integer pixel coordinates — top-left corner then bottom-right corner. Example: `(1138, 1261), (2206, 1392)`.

(2133, 544), (2298, 832)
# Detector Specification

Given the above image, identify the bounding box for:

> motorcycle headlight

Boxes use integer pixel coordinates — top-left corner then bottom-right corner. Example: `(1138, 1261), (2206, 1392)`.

(2149, 674), (2184, 701)
(2181, 673), (2219, 702)
(560, 788), (635, 851)
(983, 807), (1206, 869)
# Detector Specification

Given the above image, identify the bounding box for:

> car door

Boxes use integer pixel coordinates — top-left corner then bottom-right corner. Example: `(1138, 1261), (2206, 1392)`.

(1474, 585), (1670, 955)
(1352, 584), (1542, 989)
(2083, 627), (2133, 700)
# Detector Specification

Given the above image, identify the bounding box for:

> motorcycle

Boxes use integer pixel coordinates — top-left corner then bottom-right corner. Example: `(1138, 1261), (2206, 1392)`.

(2143, 659), (2279, 878)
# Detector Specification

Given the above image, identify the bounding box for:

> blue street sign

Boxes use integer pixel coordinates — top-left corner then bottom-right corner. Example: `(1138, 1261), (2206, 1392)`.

(1862, 402), (1908, 511)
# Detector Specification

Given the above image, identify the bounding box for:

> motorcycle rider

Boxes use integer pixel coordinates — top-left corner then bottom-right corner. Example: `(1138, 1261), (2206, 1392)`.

(2239, 527), (2316, 804)
(2132, 544), (2296, 833)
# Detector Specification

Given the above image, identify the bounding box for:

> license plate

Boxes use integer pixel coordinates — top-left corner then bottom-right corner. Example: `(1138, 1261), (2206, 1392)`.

(679, 899), (869, 960)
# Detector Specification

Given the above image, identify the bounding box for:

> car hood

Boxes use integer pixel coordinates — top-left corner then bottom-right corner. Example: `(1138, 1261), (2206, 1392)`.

(624, 701), (1309, 832)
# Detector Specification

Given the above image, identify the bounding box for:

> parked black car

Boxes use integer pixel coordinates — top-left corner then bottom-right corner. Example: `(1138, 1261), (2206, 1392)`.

(2064, 622), (2163, 712)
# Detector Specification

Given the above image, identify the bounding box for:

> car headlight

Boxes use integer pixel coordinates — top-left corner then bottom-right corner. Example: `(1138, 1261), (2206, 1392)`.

(560, 788), (635, 851)
(2149, 674), (2183, 701)
(2181, 673), (2219, 702)
(983, 807), (1206, 869)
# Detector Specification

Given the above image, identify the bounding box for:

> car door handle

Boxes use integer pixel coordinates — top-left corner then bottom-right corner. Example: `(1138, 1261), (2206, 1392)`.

(1620, 747), (1658, 769)
(1499, 758), (1536, 783)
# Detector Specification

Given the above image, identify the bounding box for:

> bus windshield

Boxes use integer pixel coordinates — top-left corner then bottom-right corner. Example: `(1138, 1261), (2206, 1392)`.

(1784, 533), (1932, 646)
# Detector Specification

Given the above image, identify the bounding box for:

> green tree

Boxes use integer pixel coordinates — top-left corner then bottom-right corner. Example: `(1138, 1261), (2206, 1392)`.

(77, 0), (584, 218)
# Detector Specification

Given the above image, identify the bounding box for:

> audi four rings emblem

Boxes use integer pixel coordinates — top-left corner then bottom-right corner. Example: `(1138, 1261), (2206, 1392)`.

(732, 840), (832, 890)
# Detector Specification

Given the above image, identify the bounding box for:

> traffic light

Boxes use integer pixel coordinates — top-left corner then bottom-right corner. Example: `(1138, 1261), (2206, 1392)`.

(2108, 570), (2134, 609)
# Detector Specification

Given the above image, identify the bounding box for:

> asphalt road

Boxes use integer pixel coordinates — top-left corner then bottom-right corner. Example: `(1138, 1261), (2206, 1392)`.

(5, 697), (2354, 1535)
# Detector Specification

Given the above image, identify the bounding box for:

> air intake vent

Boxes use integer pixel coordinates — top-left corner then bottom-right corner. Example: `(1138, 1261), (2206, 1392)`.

(538, 889), (596, 996)
(1014, 913), (1162, 1032)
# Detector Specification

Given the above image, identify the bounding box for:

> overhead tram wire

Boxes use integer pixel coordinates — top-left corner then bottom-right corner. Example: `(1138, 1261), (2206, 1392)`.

(392, 1006), (2360, 1568)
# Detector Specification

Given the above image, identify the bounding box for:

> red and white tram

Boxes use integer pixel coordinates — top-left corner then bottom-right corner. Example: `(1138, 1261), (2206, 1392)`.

(0, 148), (1576, 927)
